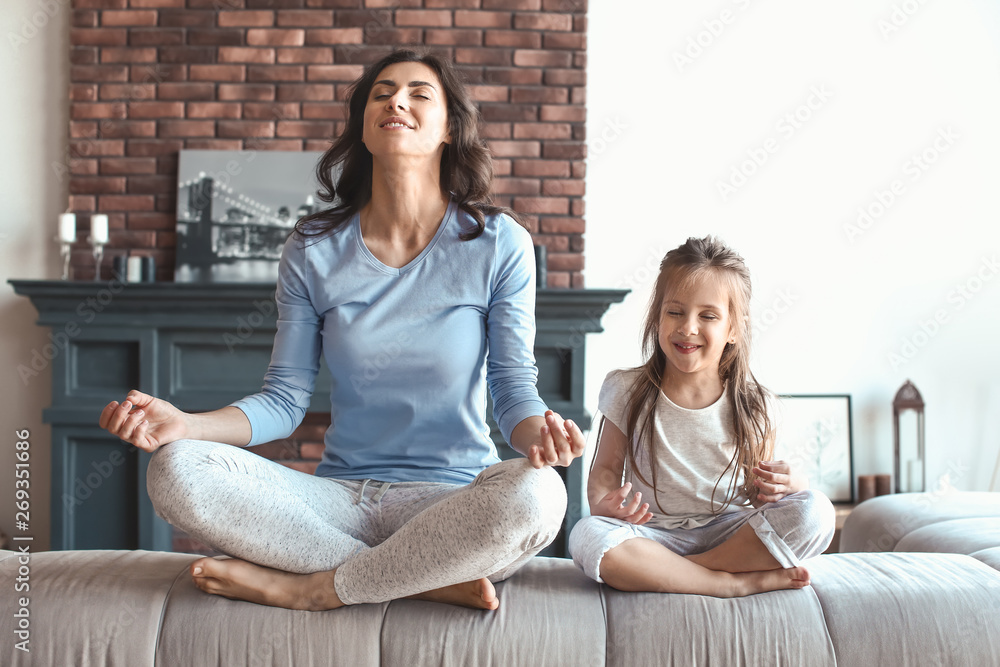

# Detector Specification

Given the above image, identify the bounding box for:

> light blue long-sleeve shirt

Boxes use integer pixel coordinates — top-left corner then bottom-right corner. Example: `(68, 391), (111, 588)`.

(231, 200), (548, 484)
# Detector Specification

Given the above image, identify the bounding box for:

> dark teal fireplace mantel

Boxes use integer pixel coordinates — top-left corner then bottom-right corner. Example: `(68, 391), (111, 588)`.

(10, 279), (627, 555)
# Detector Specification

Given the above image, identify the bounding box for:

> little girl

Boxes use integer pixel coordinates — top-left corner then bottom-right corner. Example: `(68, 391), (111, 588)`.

(569, 236), (835, 598)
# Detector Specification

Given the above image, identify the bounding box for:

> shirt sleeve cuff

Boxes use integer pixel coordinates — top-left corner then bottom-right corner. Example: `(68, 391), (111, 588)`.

(228, 398), (261, 447)
(498, 398), (550, 446)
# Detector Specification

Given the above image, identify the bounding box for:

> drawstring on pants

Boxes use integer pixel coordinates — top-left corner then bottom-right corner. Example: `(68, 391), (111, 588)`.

(372, 482), (391, 503)
(354, 479), (393, 505)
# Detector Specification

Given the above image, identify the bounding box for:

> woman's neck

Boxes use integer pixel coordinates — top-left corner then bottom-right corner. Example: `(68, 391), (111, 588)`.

(362, 158), (449, 245)
(659, 370), (724, 410)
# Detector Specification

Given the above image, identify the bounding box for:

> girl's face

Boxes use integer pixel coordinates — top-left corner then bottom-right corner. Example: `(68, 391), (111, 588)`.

(657, 272), (737, 384)
(361, 61), (451, 161)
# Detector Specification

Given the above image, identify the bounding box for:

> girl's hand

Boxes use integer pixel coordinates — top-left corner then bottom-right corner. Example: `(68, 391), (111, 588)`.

(591, 482), (653, 525)
(527, 410), (586, 469)
(99, 390), (190, 453)
(751, 460), (808, 506)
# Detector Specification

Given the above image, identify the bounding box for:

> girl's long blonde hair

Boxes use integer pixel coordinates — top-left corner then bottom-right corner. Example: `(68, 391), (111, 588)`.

(620, 236), (774, 514)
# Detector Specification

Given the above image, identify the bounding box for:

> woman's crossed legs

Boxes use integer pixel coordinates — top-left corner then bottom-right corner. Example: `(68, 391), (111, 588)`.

(147, 439), (567, 610)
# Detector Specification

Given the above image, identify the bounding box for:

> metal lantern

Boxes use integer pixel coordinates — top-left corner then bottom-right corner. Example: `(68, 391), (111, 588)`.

(893, 380), (925, 494)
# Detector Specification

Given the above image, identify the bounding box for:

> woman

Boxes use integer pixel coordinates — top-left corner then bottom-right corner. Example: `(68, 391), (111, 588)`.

(99, 50), (584, 611)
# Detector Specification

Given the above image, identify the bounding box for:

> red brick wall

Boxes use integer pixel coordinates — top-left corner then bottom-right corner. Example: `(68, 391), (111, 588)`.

(66, 0), (587, 288)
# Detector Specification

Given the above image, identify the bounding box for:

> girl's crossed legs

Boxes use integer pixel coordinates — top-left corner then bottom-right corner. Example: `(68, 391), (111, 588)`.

(569, 490), (835, 598)
(147, 439), (567, 610)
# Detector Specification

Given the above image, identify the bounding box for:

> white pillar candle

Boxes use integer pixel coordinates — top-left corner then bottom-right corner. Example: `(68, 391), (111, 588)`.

(907, 459), (924, 493)
(59, 213), (77, 243)
(91, 214), (109, 244)
(126, 256), (143, 282)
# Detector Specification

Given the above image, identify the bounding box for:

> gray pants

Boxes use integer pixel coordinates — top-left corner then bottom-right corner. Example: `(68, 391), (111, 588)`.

(146, 439), (567, 605)
(569, 489), (835, 583)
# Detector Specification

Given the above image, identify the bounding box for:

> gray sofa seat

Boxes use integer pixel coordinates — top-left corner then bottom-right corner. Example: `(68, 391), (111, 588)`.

(839, 491), (1000, 554)
(840, 490), (1000, 571)
(895, 517), (1000, 554)
(4, 546), (1000, 666)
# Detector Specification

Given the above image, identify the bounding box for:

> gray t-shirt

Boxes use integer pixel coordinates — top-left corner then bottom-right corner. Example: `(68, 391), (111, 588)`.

(598, 368), (749, 529)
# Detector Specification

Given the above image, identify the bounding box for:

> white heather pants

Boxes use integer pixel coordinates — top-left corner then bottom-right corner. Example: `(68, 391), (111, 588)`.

(569, 490), (836, 583)
(146, 439), (567, 605)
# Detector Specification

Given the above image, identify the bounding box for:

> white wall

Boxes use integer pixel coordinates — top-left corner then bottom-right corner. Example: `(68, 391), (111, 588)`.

(0, 0), (70, 549)
(3, 1), (1000, 547)
(586, 0), (1000, 494)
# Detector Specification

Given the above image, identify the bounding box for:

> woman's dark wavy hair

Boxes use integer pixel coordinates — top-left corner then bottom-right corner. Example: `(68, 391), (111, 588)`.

(294, 49), (520, 242)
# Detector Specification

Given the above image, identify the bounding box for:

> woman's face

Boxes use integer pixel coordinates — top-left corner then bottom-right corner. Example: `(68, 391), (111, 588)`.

(362, 61), (451, 161)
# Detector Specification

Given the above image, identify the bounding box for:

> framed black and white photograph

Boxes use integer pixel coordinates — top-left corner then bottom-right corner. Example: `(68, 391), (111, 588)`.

(174, 149), (326, 283)
(775, 394), (854, 503)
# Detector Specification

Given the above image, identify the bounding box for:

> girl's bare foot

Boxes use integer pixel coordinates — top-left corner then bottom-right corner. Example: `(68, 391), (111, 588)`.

(601, 537), (812, 599)
(190, 557), (343, 611)
(727, 566), (811, 597)
(408, 577), (499, 610)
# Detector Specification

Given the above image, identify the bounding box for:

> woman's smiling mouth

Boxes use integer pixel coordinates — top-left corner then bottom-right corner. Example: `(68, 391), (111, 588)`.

(380, 116), (413, 129)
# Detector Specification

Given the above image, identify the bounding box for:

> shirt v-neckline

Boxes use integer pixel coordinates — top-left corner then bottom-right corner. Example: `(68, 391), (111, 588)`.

(353, 200), (455, 276)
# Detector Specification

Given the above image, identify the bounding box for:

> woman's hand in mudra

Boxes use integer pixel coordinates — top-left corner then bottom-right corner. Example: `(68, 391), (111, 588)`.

(99, 390), (189, 453)
(527, 409), (586, 469)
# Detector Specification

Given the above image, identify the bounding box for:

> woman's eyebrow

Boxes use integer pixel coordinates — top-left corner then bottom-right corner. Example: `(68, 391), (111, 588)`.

(373, 79), (437, 89)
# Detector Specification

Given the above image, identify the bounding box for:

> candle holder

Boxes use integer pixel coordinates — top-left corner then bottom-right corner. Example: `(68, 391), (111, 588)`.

(91, 240), (106, 282)
(893, 380), (925, 494)
(57, 211), (77, 280)
(60, 241), (72, 281)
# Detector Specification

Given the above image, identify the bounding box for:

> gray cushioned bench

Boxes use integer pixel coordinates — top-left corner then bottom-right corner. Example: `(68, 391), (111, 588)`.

(3, 533), (1000, 665)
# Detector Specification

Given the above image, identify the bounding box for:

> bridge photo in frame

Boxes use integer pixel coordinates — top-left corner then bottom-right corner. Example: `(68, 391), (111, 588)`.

(175, 150), (325, 283)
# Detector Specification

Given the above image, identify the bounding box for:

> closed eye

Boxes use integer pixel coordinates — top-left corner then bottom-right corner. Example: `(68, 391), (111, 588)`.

(373, 92), (431, 101)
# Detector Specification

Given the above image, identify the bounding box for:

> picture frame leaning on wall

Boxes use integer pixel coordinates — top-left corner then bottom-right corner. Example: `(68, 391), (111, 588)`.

(774, 394), (854, 503)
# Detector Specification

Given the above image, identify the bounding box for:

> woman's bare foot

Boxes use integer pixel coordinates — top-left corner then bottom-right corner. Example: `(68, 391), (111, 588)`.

(727, 566), (811, 597)
(408, 577), (499, 610)
(190, 557), (343, 611)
